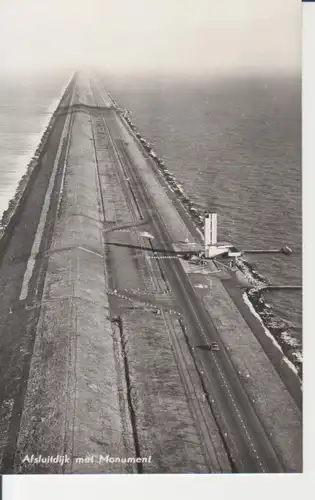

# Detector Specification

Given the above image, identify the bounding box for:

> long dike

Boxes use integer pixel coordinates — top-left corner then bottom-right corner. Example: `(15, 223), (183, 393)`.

(0, 73), (302, 473)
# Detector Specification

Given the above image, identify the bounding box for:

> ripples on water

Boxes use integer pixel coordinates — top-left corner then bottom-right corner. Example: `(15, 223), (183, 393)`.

(104, 74), (302, 343)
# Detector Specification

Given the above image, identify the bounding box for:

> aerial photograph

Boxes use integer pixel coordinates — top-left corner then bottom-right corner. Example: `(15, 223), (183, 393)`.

(0, 0), (301, 473)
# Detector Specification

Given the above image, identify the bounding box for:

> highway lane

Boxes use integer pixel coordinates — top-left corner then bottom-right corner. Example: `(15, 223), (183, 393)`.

(91, 83), (285, 472)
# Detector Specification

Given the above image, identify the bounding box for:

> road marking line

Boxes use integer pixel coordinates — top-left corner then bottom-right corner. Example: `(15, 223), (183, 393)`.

(77, 246), (103, 258)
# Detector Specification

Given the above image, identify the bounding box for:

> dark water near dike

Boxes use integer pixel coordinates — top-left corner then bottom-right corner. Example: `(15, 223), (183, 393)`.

(103, 74), (302, 349)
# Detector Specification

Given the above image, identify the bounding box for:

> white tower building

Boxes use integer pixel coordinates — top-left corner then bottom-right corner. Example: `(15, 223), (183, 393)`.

(204, 213), (218, 258)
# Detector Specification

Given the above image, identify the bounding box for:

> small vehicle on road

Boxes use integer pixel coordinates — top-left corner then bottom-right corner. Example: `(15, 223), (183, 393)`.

(195, 342), (220, 352)
(209, 342), (220, 351)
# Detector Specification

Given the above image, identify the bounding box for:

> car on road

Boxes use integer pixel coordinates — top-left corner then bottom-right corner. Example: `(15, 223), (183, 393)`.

(210, 342), (220, 351)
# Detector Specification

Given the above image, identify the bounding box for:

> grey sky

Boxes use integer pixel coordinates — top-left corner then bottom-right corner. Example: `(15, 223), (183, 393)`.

(0, 0), (300, 75)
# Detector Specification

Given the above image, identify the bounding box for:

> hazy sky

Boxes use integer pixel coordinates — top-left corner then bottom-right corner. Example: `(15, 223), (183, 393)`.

(0, 0), (300, 76)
